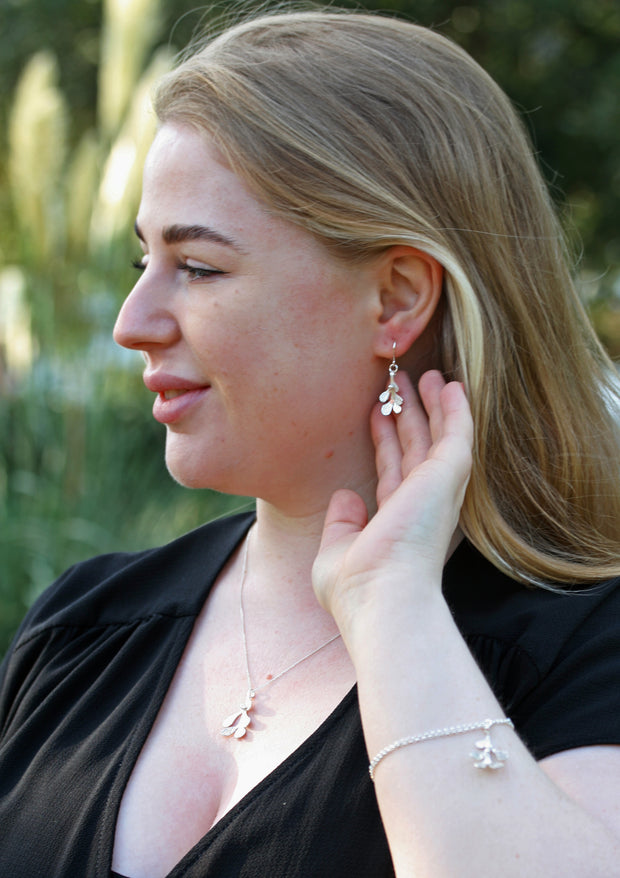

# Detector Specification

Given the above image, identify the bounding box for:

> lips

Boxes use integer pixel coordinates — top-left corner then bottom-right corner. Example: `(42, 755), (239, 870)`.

(143, 372), (210, 424)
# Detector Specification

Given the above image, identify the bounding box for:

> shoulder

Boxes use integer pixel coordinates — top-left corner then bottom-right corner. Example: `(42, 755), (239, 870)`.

(0, 512), (253, 743)
(9, 511), (254, 647)
(444, 538), (620, 657)
(444, 540), (620, 757)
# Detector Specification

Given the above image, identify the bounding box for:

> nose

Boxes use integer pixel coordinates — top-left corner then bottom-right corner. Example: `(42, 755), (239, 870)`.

(113, 269), (179, 352)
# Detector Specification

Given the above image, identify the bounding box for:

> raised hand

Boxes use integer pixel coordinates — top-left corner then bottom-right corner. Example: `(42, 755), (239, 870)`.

(312, 370), (473, 630)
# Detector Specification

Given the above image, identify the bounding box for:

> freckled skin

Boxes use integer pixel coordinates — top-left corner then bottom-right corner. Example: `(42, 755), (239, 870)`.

(113, 124), (385, 510)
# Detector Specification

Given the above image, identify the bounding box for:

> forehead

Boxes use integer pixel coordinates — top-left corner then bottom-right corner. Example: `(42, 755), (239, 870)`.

(140, 124), (266, 227)
(138, 123), (346, 272)
(137, 122), (358, 299)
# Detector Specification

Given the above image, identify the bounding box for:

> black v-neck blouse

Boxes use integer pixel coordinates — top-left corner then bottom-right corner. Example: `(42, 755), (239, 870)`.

(2, 512), (620, 877)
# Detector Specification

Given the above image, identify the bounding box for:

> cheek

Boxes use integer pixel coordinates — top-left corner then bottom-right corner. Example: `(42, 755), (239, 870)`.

(271, 280), (355, 356)
(183, 295), (250, 357)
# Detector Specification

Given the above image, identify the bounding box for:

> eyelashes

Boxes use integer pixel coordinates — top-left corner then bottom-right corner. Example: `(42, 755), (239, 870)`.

(130, 259), (225, 281)
(180, 265), (225, 280)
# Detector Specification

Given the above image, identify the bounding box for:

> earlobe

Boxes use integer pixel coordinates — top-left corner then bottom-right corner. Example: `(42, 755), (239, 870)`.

(374, 246), (443, 357)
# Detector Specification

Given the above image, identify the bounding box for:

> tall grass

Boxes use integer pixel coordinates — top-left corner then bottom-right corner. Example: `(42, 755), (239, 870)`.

(0, 0), (245, 656)
(0, 362), (251, 654)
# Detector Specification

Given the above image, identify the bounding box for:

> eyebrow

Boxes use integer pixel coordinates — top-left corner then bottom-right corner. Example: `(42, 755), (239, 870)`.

(134, 221), (246, 253)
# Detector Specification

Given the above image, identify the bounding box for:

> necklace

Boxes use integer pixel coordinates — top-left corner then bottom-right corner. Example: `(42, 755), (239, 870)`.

(221, 529), (342, 739)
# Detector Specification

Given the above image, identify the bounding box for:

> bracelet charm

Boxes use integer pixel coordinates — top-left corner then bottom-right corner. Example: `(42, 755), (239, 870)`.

(369, 717), (514, 782)
(470, 719), (510, 769)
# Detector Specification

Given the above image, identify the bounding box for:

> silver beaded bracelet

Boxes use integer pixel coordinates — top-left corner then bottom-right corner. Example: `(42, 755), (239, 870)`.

(368, 717), (514, 782)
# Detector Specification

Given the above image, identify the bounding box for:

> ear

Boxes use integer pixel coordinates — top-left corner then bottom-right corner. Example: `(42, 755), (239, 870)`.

(372, 246), (443, 358)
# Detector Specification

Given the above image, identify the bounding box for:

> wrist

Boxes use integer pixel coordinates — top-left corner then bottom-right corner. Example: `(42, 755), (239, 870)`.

(332, 571), (448, 657)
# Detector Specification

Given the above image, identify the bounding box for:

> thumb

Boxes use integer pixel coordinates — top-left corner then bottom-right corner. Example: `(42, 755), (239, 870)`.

(318, 489), (368, 553)
(313, 489), (368, 614)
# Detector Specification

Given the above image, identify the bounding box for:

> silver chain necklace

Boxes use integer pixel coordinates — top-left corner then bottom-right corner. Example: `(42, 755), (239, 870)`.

(221, 530), (341, 739)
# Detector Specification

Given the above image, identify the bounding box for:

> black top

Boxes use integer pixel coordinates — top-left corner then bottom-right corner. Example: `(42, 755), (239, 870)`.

(1, 512), (620, 877)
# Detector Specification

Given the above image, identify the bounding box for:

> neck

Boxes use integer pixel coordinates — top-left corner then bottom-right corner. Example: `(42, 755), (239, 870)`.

(245, 501), (328, 607)
(225, 456), (377, 626)
(253, 461), (376, 549)
(246, 415), (378, 532)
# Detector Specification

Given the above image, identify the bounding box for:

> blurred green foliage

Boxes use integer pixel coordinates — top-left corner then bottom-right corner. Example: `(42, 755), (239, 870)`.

(0, 0), (618, 654)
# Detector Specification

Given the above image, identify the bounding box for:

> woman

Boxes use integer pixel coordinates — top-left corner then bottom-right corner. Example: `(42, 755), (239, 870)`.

(2, 9), (620, 877)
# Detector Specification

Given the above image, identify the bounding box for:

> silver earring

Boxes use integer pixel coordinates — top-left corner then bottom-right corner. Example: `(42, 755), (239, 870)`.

(379, 343), (403, 416)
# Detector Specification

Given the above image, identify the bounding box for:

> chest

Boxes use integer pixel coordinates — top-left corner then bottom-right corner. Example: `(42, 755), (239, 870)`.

(112, 607), (356, 878)
(0, 622), (390, 878)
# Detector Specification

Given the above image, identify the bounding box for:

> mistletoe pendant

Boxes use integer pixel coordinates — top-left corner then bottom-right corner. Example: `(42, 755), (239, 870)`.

(470, 730), (509, 769)
(221, 689), (255, 738)
(379, 366), (404, 416)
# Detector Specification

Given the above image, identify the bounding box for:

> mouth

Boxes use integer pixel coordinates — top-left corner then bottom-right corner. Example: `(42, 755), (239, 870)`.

(143, 371), (208, 393)
(142, 373), (210, 424)
(151, 386), (210, 425)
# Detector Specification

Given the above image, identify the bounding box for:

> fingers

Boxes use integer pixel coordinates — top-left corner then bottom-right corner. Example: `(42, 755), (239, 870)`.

(396, 371), (436, 473)
(418, 371), (474, 456)
(417, 370), (445, 444)
(417, 373), (474, 505)
(371, 407), (405, 505)
(371, 370), (473, 507)
(372, 370), (435, 503)
(316, 373), (473, 617)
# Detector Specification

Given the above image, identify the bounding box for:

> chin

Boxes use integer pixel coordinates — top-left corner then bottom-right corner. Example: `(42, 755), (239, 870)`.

(163, 432), (218, 489)
(166, 458), (219, 491)
(164, 446), (246, 495)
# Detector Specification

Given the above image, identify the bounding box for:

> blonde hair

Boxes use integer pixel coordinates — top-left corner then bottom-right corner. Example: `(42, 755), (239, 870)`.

(154, 9), (620, 587)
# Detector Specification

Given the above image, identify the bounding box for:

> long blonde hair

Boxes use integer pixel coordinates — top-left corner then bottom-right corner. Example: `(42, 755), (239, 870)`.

(153, 9), (620, 587)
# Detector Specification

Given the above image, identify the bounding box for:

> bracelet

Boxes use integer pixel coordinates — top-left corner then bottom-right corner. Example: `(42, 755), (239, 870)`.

(368, 717), (514, 782)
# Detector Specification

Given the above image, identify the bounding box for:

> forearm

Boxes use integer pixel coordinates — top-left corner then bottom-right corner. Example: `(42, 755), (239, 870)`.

(343, 583), (619, 877)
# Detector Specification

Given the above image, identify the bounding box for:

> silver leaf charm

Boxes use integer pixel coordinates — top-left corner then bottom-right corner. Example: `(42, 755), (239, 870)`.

(221, 690), (255, 739)
(470, 731), (509, 769)
(380, 378), (403, 416)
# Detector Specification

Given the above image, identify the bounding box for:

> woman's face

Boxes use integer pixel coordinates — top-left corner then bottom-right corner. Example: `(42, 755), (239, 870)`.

(113, 124), (383, 507)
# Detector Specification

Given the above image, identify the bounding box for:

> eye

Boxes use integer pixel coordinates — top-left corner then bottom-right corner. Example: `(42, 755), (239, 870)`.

(131, 258), (146, 272)
(178, 262), (226, 282)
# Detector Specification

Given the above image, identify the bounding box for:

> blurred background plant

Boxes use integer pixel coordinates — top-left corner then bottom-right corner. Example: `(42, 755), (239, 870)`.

(0, 0), (251, 654)
(1, 0), (619, 654)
